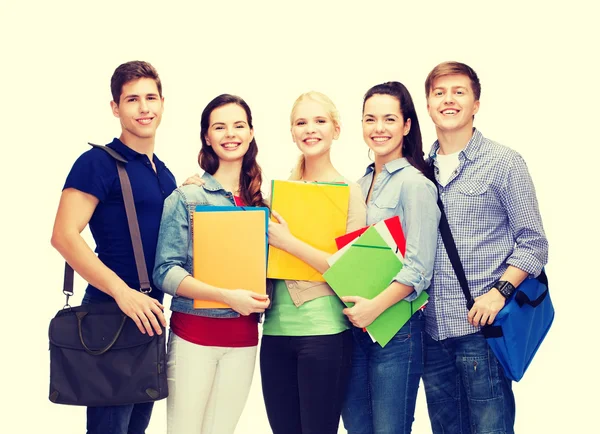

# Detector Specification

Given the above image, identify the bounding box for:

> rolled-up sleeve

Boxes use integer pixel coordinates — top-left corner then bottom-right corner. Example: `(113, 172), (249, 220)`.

(501, 154), (548, 277)
(393, 178), (440, 301)
(153, 190), (191, 297)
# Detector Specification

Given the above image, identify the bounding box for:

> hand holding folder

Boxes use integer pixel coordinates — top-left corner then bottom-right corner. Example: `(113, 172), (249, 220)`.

(192, 206), (269, 309)
(323, 223), (428, 347)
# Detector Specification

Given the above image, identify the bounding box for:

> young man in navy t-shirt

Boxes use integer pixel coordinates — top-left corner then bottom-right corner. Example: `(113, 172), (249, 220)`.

(51, 60), (177, 433)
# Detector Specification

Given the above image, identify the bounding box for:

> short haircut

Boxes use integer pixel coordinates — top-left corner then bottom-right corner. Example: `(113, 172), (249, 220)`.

(110, 61), (162, 104)
(425, 61), (481, 100)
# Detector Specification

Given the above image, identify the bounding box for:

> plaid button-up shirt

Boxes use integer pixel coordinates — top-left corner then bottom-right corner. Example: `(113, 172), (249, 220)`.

(425, 129), (548, 341)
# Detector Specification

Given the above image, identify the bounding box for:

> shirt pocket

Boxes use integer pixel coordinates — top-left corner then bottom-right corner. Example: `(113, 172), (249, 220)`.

(456, 182), (490, 217)
(370, 194), (399, 223)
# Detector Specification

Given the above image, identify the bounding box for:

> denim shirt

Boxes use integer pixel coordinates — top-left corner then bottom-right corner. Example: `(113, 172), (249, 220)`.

(153, 172), (241, 318)
(358, 158), (440, 301)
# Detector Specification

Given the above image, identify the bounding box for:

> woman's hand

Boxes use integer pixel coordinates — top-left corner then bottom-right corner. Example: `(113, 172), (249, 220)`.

(341, 296), (383, 328)
(181, 173), (205, 187)
(268, 210), (295, 249)
(222, 289), (270, 316)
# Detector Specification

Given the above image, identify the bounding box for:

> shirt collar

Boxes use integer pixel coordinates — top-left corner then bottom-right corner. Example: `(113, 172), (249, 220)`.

(364, 157), (411, 176)
(106, 138), (142, 162)
(200, 172), (227, 192)
(106, 138), (167, 170)
(428, 128), (484, 162)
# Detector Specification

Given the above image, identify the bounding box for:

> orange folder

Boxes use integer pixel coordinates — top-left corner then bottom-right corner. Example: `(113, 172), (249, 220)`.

(192, 207), (267, 309)
(267, 180), (350, 281)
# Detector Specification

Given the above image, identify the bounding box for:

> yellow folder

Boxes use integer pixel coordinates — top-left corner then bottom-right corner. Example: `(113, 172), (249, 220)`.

(193, 207), (268, 309)
(267, 180), (350, 281)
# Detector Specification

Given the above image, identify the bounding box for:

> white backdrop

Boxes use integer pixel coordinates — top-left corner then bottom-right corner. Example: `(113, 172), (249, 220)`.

(1, 0), (597, 433)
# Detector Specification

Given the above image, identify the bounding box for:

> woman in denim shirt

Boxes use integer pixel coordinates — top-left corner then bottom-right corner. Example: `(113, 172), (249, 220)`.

(340, 82), (441, 434)
(153, 94), (270, 434)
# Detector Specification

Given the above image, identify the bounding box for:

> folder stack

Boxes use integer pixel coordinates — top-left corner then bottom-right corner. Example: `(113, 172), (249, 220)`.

(192, 206), (269, 309)
(323, 217), (428, 347)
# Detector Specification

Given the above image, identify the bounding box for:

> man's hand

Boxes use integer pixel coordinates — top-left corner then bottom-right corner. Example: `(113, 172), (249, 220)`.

(181, 173), (205, 187)
(113, 288), (167, 336)
(341, 296), (382, 328)
(467, 288), (506, 326)
(223, 290), (270, 316)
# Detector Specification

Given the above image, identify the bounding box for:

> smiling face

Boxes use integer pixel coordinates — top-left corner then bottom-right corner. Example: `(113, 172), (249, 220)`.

(362, 93), (411, 165)
(427, 74), (480, 135)
(291, 99), (340, 159)
(111, 77), (164, 145)
(204, 103), (254, 164)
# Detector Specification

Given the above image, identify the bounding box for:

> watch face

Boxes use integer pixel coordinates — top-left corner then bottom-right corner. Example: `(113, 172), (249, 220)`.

(497, 281), (515, 298)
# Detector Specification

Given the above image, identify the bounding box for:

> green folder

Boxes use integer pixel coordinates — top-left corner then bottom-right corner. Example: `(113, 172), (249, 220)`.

(323, 226), (429, 347)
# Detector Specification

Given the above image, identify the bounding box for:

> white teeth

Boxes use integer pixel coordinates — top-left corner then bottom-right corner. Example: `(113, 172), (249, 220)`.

(305, 139), (319, 144)
(372, 137), (389, 143)
(222, 143), (240, 149)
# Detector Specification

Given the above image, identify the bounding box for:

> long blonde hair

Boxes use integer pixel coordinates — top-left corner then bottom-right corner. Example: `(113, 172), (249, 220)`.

(289, 91), (341, 180)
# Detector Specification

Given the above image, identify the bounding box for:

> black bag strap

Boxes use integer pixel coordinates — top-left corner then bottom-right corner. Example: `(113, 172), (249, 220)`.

(437, 195), (475, 309)
(62, 144), (151, 307)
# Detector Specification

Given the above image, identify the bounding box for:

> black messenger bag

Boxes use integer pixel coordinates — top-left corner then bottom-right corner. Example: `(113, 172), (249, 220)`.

(48, 145), (168, 406)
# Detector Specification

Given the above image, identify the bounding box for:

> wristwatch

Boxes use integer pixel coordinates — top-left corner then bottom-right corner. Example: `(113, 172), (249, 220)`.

(495, 280), (516, 299)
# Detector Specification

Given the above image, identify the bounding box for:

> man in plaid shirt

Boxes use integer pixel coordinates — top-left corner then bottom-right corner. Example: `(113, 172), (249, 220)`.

(422, 61), (548, 434)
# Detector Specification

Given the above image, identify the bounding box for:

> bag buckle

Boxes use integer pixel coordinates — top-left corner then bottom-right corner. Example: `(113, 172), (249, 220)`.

(62, 289), (74, 310)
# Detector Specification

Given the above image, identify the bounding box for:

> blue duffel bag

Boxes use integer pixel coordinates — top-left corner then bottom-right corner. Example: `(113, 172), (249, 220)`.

(482, 270), (554, 381)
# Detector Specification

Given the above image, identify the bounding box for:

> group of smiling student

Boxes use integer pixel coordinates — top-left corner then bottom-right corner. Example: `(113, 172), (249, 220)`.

(52, 59), (548, 434)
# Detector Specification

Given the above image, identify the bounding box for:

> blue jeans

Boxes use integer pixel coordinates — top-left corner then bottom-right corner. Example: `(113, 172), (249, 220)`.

(87, 403), (153, 434)
(82, 294), (155, 434)
(423, 332), (515, 434)
(342, 311), (424, 434)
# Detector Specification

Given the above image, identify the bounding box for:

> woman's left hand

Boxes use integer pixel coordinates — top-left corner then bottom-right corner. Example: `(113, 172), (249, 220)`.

(341, 296), (382, 328)
(181, 173), (204, 187)
(268, 210), (294, 249)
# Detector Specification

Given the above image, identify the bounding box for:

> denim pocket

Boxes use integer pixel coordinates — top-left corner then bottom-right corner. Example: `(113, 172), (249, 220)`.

(459, 338), (503, 401)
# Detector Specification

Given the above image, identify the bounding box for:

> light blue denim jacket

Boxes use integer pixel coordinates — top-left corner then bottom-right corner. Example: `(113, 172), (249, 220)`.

(358, 158), (440, 301)
(153, 172), (241, 318)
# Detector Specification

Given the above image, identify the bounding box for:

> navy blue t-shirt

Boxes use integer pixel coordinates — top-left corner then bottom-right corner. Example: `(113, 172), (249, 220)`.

(64, 138), (177, 303)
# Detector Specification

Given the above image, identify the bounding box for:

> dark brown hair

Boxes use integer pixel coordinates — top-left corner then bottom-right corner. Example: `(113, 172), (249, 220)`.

(110, 61), (162, 104)
(199, 94), (266, 208)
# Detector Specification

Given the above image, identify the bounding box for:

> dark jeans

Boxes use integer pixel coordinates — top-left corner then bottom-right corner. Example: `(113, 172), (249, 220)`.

(423, 332), (515, 434)
(342, 311), (424, 434)
(82, 294), (154, 434)
(260, 330), (353, 434)
(87, 403), (153, 434)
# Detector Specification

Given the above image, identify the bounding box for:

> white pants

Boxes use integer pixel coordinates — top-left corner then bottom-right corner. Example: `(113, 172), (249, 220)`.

(166, 331), (257, 434)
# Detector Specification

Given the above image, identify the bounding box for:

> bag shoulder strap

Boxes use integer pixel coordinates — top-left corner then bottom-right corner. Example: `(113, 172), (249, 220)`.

(62, 144), (151, 304)
(437, 194), (474, 309)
